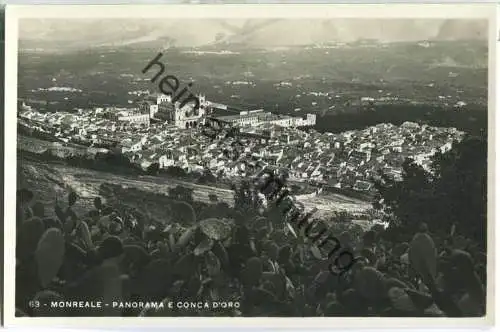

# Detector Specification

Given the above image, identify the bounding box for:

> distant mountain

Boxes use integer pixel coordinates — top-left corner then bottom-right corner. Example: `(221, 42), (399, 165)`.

(433, 20), (488, 41)
(18, 18), (487, 52)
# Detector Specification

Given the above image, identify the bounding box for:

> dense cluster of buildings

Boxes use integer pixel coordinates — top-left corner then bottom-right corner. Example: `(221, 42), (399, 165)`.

(18, 92), (463, 194)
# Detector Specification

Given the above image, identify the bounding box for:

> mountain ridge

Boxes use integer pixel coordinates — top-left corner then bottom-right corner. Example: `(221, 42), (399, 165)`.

(19, 18), (488, 51)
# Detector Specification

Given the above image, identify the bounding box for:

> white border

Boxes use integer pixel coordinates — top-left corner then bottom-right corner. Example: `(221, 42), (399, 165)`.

(4, 3), (497, 328)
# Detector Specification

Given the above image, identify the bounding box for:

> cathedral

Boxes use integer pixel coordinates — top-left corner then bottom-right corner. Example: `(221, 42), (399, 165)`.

(139, 93), (316, 130)
(141, 93), (209, 129)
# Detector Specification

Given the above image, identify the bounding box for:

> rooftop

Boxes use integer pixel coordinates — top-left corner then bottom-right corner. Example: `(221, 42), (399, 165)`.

(215, 110), (292, 123)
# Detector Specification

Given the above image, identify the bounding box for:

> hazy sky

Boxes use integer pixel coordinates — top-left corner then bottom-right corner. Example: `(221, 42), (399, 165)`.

(19, 18), (488, 48)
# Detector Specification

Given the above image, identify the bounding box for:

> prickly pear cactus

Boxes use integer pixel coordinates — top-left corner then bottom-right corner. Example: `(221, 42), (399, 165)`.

(17, 217), (46, 261)
(173, 253), (197, 279)
(132, 259), (172, 300)
(32, 202), (45, 218)
(77, 221), (94, 250)
(63, 262), (122, 317)
(310, 245), (323, 260)
(35, 228), (65, 287)
(205, 251), (221, 277)
(123, 244), (151, 267)
(43, 217), (63, 231)
(211, 241), (229, 268)
(194, 238), (214, 256)
(388, 287), (417, 312)
(176, 226), (195, 249)
(409, 232), (437, 284)
(405, 288), (434, 310)
(98, 236), (124, 260)
(242, 257), (263, 286)
(17, 188), (34, 206)
(353, 266), (387, 301)
(266, 242), (280, 261)
(199, 218), (234, 240)
(393, 242), (409, 257)
(173, 201), (197, 225)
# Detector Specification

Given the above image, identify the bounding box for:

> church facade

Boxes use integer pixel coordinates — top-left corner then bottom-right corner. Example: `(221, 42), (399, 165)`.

(141, 93), (209, 129)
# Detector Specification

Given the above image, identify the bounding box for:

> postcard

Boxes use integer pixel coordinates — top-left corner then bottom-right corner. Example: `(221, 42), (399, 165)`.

(3, 3), (496, 329)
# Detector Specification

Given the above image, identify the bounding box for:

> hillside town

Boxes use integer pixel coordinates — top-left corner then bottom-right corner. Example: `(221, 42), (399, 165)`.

(18, 92), (464, 195)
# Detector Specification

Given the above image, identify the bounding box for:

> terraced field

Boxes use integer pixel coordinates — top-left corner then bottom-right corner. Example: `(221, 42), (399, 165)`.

(18, 158), (372, 220)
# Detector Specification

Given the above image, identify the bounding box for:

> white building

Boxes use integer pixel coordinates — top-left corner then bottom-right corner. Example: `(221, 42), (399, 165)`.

(145, 93), (209, 129)
(214, 110), (316, 129)
(117, 113), (150, 126)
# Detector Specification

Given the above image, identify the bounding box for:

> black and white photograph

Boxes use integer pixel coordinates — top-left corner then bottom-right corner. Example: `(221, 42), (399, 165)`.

(3, 4), (495, 327)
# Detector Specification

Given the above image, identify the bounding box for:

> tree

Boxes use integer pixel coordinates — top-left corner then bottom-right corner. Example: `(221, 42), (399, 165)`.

(233, 179), (261, 213)
(198, 169), (217, 184)
(146, 162), (160, 175)
(331, 211), (351, 224)
(208, 194), (218, 202)
(164, 166), (187, 177)
(431, 135), (487, 247)
(290, 184), (302, 194)
(374, 158), (436, 232)
(374, 135), (487, 249)
(168, 185), (194, 203)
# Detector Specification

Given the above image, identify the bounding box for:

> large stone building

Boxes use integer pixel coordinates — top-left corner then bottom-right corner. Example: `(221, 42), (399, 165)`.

(115, 108), (151, 126)
(213, 110), (316, 128)
(141, 93), (209, 129)
(135, 93), (315, 130)
(295, 113), (317, 127)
